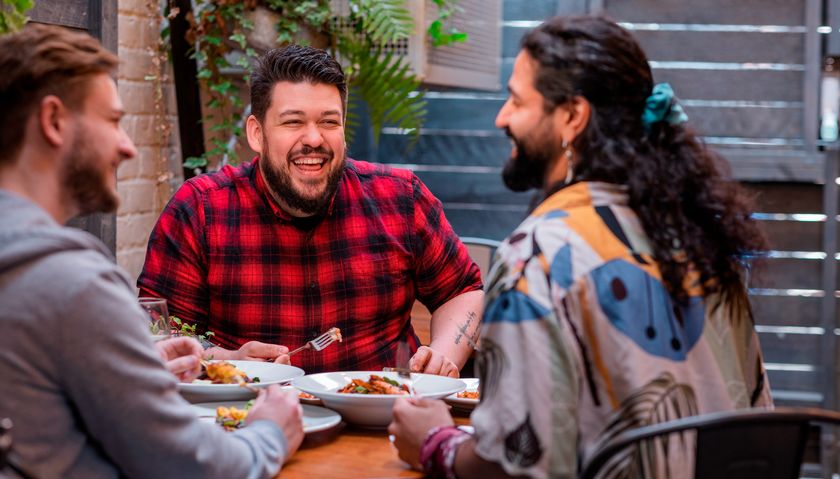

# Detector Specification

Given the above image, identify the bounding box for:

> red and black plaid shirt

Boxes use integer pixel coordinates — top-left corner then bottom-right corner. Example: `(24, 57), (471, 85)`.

(138, 158), (482, 373)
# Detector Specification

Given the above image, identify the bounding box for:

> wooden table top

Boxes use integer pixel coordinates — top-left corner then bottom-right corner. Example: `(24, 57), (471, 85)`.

(278, 413), (470, 478)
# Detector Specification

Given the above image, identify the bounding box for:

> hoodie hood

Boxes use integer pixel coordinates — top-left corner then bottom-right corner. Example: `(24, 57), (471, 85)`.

(0, 190), (113, 275)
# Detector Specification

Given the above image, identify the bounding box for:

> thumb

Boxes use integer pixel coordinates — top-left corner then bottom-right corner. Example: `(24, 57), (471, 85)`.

(409, 347), (431, 372)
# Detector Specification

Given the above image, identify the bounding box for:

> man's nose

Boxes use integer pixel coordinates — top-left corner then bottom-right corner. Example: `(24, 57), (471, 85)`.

(495, 100), (511, 129)
(301, 123), (324, 147)
(119, 127), (137, 161)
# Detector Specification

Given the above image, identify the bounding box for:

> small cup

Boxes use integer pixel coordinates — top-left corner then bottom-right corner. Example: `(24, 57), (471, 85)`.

(139, 297), (170, 342)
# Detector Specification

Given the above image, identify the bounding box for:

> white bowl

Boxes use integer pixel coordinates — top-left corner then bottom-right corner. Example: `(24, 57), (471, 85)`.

(292, 371), (465, 427)
(179, 360), (304, 402)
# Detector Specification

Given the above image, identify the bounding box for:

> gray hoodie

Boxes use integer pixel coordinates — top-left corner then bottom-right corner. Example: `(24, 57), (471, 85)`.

(0, 190), (287, 478)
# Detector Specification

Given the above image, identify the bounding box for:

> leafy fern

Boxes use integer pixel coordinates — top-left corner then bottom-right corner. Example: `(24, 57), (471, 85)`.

(0, 0), (34, 34)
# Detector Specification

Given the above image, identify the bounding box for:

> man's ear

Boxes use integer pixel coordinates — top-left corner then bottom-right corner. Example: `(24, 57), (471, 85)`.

(245, 114), (264, 154)
(554, 96), (591, 142)
(37, 95), (69, 148)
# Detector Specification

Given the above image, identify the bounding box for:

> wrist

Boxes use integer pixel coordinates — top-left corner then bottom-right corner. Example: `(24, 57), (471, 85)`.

(420, 425), (470, 479)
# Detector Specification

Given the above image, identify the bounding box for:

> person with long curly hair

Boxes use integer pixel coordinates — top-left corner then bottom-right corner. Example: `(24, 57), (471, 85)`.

(388, 15), (771, 478)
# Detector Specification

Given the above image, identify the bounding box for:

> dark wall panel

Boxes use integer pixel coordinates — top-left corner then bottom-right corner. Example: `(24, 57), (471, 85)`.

(750, 258), (822, 290)
(678, 106), (802, 139)
(602, 0), (804, 25)
(652, 69), (804, 102)
(749, 296), (822, 328)
(29, 0), (89, 30)
(634, 31), (804, 64)
(442, 208), (527, 241)
(379, 133), (511, 167)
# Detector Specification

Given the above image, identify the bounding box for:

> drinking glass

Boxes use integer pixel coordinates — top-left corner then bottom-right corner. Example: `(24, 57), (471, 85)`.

(139, 297), (170, 342)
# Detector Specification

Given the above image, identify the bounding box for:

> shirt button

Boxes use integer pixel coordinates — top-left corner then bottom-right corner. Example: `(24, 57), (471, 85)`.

(309, 281), (317, 290)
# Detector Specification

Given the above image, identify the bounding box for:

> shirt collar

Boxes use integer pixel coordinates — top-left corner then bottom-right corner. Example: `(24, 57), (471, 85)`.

(532, 181), (628, 217)
(252, 156), (342, 222)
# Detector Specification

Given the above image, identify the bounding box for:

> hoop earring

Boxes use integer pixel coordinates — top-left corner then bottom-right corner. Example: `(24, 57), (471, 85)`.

(562, 139), (574, 185)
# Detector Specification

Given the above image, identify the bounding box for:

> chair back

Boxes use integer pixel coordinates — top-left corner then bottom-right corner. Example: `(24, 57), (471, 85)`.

(459, 237), (501, 283)
(579, 407), (840, 479)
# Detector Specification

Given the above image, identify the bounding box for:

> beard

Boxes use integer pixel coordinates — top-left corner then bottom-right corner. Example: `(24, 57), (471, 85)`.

(60, 127), (119, 215)
(501, 118), (562, 193)
(260, 136), (345, 217)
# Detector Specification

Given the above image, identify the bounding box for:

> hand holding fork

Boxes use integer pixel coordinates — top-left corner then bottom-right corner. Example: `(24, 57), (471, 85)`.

(288, 327), (342, 356)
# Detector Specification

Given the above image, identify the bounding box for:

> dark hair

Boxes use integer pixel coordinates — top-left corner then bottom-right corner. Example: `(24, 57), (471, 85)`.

(522, 15), (766, 303)
(250, 45), (347, 123)
(0, 23), (118, 165)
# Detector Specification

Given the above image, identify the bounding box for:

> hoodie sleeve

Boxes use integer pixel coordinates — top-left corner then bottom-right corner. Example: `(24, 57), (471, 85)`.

(55, 255), (288, 478)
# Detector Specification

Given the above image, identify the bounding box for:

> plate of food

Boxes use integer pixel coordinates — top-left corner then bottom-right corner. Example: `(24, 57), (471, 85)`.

(292, 371), (465, 428)
(192, 401), (341, 434)
(179, 360), (304, 401)
(279, 385), (323, 406)
(444, 377), (480, 408)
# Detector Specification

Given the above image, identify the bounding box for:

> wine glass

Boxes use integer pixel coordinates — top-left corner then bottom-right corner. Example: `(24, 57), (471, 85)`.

(139, 297), (170, 342)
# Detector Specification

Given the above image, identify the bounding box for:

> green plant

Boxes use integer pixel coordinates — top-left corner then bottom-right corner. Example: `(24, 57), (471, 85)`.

(166, 0), (467, 168)
(0, 0), (34, 34)
(170, 315), (216, 343)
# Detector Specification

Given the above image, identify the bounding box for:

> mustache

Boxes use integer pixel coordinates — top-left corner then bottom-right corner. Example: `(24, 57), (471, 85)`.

(288, 144), (333, 160)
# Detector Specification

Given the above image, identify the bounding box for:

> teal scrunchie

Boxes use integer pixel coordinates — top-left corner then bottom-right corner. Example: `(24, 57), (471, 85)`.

(642, 83), (688, 130)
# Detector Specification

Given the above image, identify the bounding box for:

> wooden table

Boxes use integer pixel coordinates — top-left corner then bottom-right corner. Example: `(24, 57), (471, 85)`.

(279, 414), (470, 478)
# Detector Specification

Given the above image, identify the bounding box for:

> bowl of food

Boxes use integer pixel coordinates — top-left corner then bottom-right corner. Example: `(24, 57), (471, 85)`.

(179, 360), (304, 402)
(292, 371), (465, 427)
(444, 377), (480, 411)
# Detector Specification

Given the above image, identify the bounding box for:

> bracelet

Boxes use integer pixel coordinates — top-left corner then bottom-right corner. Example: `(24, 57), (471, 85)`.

(420, 425), (470, 479)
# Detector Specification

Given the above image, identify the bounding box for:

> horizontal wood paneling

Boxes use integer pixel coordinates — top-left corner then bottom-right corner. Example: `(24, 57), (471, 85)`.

(758, 330), (821, 365)
(749, 258), (822, 290)
(746, 183), (824, 213)
(686, 106), (802, 139)
(652, 69), (804, 102)
(750, 296), (822, 328)
(633, 31), (804, 64)
(503, 0), (559, 21)
(379, 133), (511, 166)
(415, 170), (529, 205)
(603, 0), (804, 26)
(767, 369), (821, 396)
(441, 208), (526, 241)
(758, 221), (823, 252)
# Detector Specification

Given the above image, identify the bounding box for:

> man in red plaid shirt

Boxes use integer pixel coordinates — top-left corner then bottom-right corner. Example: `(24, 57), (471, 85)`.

(138, 45), (483, 376)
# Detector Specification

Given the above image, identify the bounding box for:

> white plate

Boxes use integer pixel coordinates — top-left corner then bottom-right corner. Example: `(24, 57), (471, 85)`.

(179, 360), (304, 401)
(193, 402), (341, 434)
(444, 378), (480, 407)
(292, 371), (465, 428)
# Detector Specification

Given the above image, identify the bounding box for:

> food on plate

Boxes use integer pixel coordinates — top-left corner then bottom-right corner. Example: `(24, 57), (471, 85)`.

(337, 375), (409, 395)
(299, 391), (316, 400)
(215, 400), (253, 431)
(456, 390), (479, 400)
(196, 361), (259, 384)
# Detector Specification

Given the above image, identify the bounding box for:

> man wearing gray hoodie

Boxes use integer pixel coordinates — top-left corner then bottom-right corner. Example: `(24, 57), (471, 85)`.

(0, 23), (303, 478)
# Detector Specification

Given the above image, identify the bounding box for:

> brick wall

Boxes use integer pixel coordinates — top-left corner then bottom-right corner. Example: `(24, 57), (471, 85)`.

(116, 0), (183, 289)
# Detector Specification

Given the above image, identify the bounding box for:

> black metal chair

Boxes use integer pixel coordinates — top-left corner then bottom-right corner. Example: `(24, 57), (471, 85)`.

(578, 407), (840, 479)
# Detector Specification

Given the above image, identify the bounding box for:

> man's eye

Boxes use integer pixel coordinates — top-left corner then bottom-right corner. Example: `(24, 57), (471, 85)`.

(284, 120), (303, 125)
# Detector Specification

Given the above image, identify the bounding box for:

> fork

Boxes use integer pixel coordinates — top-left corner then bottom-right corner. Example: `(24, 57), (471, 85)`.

(288, 327), (341, 356)
(394, 341), (416, 396)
